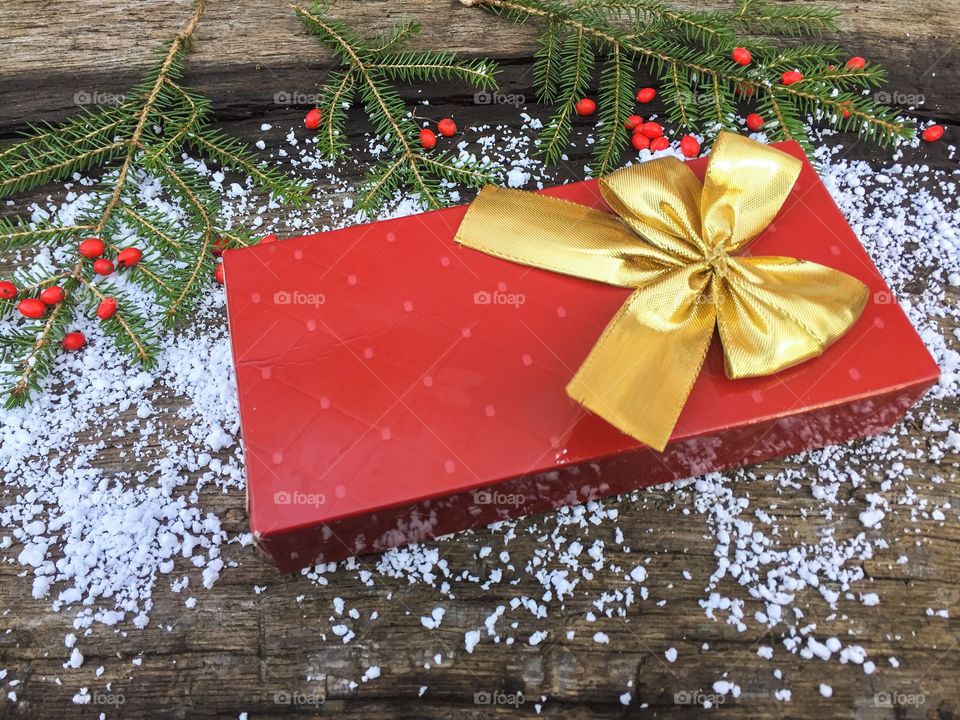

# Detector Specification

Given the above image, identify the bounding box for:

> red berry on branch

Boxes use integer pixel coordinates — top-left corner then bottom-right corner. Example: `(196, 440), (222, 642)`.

(840, 102), (852, 119)
(93, 258), (115, 276)
(62, 332), (86, 351)
(631, 133), (650, 151)
(40, 286), (66, 305)
(260, 233), (279, 244)
(574, 98), (596, 116)
(419, 128), (437, 149)
(922, 125), (944, 142)
(96, 297), (118, 321)
(0, 281), (16, 299)
(781, 70), (803, 86)
(745, 113), (765, 131)
(639, 121), (663, 139)
(212, 238), (228, 257)
(79, 237), (105, 259)
(846, 56), (866, 70)
(17, 298), (46, 319)
(214, 263), (225, 285)
(624, 114), (643, 129)
(680, 135), (701, 158)
(732, 47), (752, 66)
(116, 247), (142, 268)
(635, 87), (656, 104)
(437, 118), (458, 136)
(304, 108), (323, 130)
(649, 136), (670, 152)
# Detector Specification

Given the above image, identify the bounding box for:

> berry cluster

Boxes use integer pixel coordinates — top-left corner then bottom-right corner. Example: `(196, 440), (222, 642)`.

(571, 49), (945, 159)
(574, 85), (701, 158)
(0, 238), (141, 352)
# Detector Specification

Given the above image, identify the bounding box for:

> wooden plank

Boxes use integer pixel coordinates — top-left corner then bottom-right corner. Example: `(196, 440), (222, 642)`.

(0, 0), (957, 134)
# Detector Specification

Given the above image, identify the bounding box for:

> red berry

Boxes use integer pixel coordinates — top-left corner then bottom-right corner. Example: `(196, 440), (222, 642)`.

(846, 56), (866, 70)
(574, 98), (596, 116)
(212, 238), (228, 257)
(640, 121), (663, 139)
(631, 133), (650, 151)
(62, 331), (86, 351)
(745, 113), (765, 131)
(78, 237), (105, 258)
(840, 102), (852, 120)
(260, 233), (279, 244)
(419, 128), (437, 149)
(40, 286), (66, 305)
(437, 118), (458, 137)
(680, 135), (701, 158)
(624, 114), (643, 129)
(116, 247), (142, 268)
(732, 47), (752, 66)
(635, 87), (656, 104)
(649, 136), (670, 152)
(781, 70), (803, 86)
(214, 264), (225, 286)
(737, 82), (754, 98)
(17, 298), (46, 319)
(96, 297), (118, 321)
(304, 108), (322, 130)
(0, 281), (16, 300)
(93, 258), (114, 276)
(922, 125), (944, 143)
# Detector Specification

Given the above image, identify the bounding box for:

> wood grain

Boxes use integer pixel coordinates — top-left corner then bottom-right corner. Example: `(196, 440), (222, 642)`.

(0, 0), (957, 135)
(0, 2), (958, 719)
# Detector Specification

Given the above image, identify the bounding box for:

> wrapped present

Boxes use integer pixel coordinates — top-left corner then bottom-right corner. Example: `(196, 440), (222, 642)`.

(223, 134), (939, 571)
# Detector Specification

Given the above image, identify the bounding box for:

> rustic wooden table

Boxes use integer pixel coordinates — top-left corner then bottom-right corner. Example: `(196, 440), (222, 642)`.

(0, 2), (957, 718)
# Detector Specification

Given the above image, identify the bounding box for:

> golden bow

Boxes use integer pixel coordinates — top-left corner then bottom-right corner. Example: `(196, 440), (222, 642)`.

(454, 132), (869, 451)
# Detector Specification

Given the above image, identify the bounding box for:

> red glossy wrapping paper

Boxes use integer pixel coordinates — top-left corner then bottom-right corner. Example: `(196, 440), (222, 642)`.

(223, 141), (939, 572)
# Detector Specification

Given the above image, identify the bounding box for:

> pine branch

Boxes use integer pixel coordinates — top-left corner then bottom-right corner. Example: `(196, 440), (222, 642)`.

(461, 0), (914, 161)
(0, 0), (305, 406)
(592, 46), (635, 174)
(293, 2), (500, 211)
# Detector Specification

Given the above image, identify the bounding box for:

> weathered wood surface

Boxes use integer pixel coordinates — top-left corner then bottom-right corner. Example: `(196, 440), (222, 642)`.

(0, 2), (958, 719)
(0, 0), (958, 134)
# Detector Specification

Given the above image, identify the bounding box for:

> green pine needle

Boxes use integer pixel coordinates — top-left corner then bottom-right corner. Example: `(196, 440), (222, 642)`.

(293, 2), (500, 212)
(0, 0), (308, 406)
(464, 0), (914, 163)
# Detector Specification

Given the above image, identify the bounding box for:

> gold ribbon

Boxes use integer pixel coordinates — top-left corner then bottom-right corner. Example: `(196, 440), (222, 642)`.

(455, 132), (869, 451)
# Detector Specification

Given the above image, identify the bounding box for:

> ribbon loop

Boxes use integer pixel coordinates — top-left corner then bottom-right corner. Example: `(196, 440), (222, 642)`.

(455, 132), (869, 451)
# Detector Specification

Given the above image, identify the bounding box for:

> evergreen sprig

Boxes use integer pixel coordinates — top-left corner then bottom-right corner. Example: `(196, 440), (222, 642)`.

(0, 0), (309, 407)
(462, 0), (915, 172)
(293, 1), (501, 212)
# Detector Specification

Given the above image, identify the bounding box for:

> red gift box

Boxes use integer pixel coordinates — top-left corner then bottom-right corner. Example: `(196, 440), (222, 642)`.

(223, 141), (939, 572)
